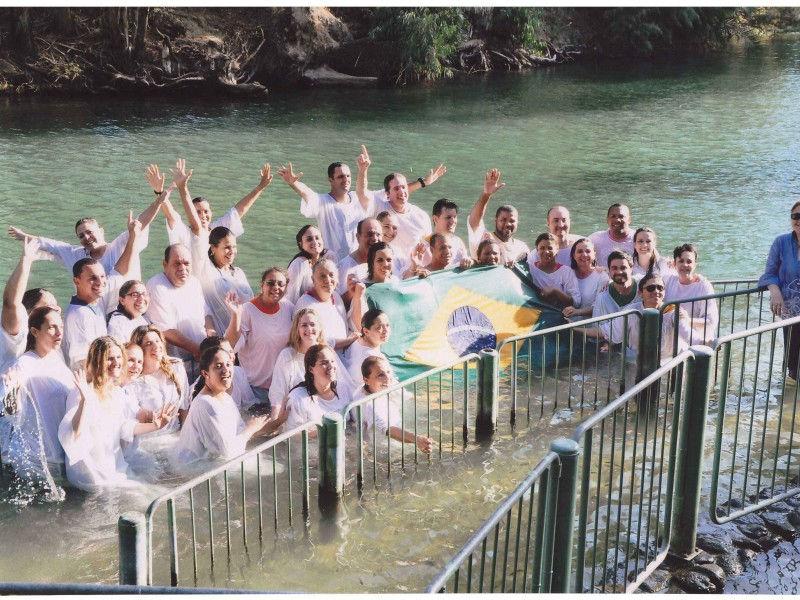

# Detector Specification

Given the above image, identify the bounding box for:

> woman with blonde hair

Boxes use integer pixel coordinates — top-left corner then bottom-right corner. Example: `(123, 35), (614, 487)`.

(58, 336), (175, 491)
(129, 324), (189, 429)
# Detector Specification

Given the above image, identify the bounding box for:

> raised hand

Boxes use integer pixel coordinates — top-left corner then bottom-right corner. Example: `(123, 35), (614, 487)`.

(257, 163), (273, 190)
(72, 367), (91, 399)
(484, 168), (506, 196)
(410, 241), (427, 269)
(153, 403), (178, 429)
(223, 290), (242, 317)
(170, 158), (193, 188)
(127, 210), (143, 237)
(145, 164), (166, 193)
(8, 226), (30, 242)
(21, 235), (40, 260)
(425, 163), (447, 186)
(278, 162), (303, 185)
(357, 144), (371, 171)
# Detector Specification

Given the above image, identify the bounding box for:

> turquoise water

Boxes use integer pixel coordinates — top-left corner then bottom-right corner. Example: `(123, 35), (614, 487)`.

(2, 36), (800, 303)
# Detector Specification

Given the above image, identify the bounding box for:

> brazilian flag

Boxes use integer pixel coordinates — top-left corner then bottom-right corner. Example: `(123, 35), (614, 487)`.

(365, 264), (566, 381)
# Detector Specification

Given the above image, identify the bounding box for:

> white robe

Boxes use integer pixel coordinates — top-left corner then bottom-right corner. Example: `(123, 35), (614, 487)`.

(341, 340), (386, 385)
(591, 289), (642, 345)
(284, 385), (352, 431)
(126, 361), (189, 434)
(268, 347), (355, 413)
(664, 275), (719, 345)
(58, 386), (138, 491)
(293, 292), (350, 348)
(351, 385), (403, 437)
(175, 392), (249, 463)
(234, 299), (294, 388)
(286, 255), (315, 305)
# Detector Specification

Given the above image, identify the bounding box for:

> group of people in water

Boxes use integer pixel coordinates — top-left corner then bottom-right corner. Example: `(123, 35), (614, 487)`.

(0, 145), (723, 493)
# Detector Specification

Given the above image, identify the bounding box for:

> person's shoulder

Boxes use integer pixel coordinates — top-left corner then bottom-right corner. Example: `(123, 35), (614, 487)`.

(146, 271), (169, 289)
(287, 385), (310, 403)
(274, 346), (295, 363)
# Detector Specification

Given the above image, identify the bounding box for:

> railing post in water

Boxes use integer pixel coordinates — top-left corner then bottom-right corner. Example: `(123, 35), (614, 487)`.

(669, 345), (713, 561)
(549, 438), (580, 593)
(318, 414), (344, 506)
(118, 512), (147, 586)
(476, 349), (499, 441)
(636, 309), (662, 382)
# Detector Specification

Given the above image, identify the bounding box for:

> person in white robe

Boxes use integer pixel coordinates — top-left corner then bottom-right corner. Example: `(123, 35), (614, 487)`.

(664, 243), (719, 346)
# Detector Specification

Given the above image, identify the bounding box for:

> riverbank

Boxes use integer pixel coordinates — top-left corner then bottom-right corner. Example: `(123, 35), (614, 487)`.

(1, 7), (798, 98)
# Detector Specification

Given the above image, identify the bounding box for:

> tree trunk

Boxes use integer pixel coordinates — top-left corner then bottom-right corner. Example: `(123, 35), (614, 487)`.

(133, 7), (149, 59)
(51, 8), (75, 35)
(12, 8), (36, 56)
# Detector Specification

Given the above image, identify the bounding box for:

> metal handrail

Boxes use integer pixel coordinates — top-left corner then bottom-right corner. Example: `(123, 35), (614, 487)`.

(714, 312), (800, 347)
(425, 451), (558, 593)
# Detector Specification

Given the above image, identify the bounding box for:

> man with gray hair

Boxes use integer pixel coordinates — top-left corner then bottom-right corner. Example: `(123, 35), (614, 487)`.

(467, 168), (529, 265)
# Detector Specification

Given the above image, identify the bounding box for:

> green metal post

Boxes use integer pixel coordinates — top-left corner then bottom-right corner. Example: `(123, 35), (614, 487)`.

(476, 349), (499, 440)
(118, 512), (147, 585)
(318, 414), (345, 504)
(549, 438), (580, 593)
(636, 309), (662, 382)
(669, 346), (713, 560)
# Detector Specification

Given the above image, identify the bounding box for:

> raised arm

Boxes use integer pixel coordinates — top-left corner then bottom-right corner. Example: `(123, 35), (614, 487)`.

(170, 158), (201, 235)
(232, 163), (272, 219)
(2, 237), (38, 336)
(278, 163), (317, 206)
(469, 168), (505, 231)
(408, 163), (447, 195)
(136, 165), (171, 229)
(356, 144), (373, 211)
(222, 291), (242, 347)
(113, 211), (142, 277)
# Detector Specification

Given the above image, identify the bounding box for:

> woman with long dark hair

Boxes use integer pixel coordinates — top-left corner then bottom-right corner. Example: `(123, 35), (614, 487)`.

(286, 225), (328, 304)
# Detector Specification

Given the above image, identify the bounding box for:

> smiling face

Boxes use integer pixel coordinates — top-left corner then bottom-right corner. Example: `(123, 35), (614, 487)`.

(329, 165), (352, 195)
(140, 330), (165, 366)
(607, 206), (631, 236)
(297, 313), (321, 348)
(433, 208), (458, 234)
(203, 349), (234, 394)
(120, 282), (149, 317)
(640, 276), (666, 309)
(362, 313), (391, 347)
(358, 219), (383, 252)
(126, 344), (144, 380)
(371, 248), (394, 282)
(364, 358), (392, 393)
(32, 311), (64, 354)
(634, 230), (655, 258)
(300, 226), (324, 258)
(387, 175), (409, 209)
(105, 343), (124, 383)
(573, 240), (595, 271)
(431, 236), (453, 268)
(260, 270), (287, 304)
(210, 234), (237, 268)
(74, 262), (107, 304)
(478, 242), (501, 266)
(609, 257), (633, 287)
(194, 199), (213, 230)
(675, 250), (697, 281)
(310, 346), (337, 389)
(536, 238), (557, 267)
(494, 209), (518, 242)
(312, 262), (338, 297)
(547, 207), (571, 241)
(75, 219), (105, 252)
(380, 215), (399, 243)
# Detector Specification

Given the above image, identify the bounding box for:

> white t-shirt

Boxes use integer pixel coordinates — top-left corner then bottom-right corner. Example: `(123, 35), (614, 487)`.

(189, 365), (256, 413)
(628, 306), (694, 365)
(294, 292), (350, 347)
(127, 361), (189, 433)
(286, 255), (315, 305)
(526, 261), (582, 307)
(420, 233), (469, 268)
(234, 299), (294, 388)
(341, 339), (386, 385)
(336, 254), (368, 296)
(166, 207), (244, 246)
(0, 310), (27, 375)
(664, 275), (718, 345)
(190, 230), (254, 335)
(14, 350), (74, 464)
(467, 219), (529, 263)
(106, 311), (148, 344)
(175, 392), (248, 463)
(300, 192), (365, 261)
(284, 385), (352, 431)
(572, 270), (609, 321)
(632, 255), (675, 280)
(38, 228), (149, 281)
(145, 272), (211, 362)
(592, 288), (642, 344)
(351, 385), (402, 436)
(588, 230), (635, 270)
(268, 346), (354, 411)
(530, 234), (583, 266)
(63, 299), (108, 369)
(368, 197), (432, 258)
(58, 385), (138, 491)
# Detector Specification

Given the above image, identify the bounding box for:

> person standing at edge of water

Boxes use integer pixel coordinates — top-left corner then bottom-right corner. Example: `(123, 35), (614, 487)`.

(577, 250), (641, 348)
(588, 203), (636, 269)
(419, 198), (472, 268)
(761, 200), (800, 385)
(356, 145), (444, 258)
(160, 159), (273, 247)
(530, 206), (583, 266)
(467, 168), (530, 266)
(278, 155), (365, 262)
(1, 237), (61, 375)
(7, 169), (170, 280)
(145, 243), (216, 380)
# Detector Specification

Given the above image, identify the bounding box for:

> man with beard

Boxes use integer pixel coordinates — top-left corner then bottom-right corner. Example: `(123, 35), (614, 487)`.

(589, 203), (635, 269)
(590, 250), (641, 345)
(467, 168), (529, 266)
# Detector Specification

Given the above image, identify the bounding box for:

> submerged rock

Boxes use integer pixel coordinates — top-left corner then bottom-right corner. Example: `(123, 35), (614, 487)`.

(696, 531), (735, 555)
(761, 512), (797, 539)
(672, 568), (718, 593)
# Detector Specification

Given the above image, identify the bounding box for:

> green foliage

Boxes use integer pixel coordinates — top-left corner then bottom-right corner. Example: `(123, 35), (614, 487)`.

(369, 8), (467, 84)
(572, 8), (740, 57)
(488, 8), (546, 53)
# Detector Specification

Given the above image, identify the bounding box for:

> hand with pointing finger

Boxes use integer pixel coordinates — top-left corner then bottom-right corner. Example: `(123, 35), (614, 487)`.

(357, 144), (371, 171)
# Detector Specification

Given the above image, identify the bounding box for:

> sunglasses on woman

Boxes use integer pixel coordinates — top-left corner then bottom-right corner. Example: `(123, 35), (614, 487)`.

(644, 284), (665, 293)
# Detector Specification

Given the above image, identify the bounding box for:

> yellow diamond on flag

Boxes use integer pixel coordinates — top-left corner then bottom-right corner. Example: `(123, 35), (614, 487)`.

(404, 285), (542, 367)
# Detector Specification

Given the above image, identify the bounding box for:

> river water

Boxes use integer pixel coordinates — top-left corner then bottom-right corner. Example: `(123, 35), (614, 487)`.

(2, 36), (800, 591)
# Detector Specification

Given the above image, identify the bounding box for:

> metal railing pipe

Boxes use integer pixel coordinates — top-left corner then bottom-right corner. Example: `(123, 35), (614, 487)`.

(549, 438), (580, 593)
(119, 513), (147, 585)
(476, 349), (499, 439)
